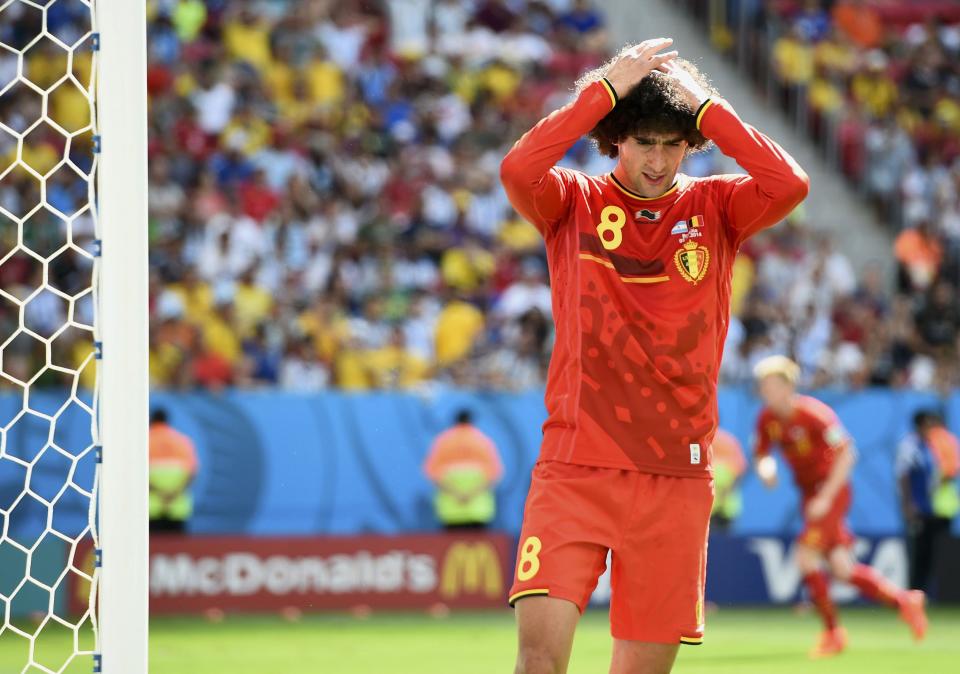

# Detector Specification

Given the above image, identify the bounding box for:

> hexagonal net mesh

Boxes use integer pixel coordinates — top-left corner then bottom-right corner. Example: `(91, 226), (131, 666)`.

(0, 1), (101, 672)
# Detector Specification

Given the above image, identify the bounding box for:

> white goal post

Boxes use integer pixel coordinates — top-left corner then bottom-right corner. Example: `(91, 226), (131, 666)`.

(96, 0), (148, 671)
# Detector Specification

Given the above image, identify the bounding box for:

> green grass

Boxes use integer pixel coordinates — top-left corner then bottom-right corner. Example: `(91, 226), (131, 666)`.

(1, 606), (958, 673)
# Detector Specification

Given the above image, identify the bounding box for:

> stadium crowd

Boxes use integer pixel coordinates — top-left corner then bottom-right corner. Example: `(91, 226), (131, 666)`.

(691, 0), (960, 392)
(0, 0), (957, 393)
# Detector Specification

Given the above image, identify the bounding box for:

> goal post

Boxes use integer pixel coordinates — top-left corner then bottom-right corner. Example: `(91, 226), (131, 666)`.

(96, 0), (149, 671)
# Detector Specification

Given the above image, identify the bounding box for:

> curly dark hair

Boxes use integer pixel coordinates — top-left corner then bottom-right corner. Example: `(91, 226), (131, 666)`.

(575, 52), (719, 159)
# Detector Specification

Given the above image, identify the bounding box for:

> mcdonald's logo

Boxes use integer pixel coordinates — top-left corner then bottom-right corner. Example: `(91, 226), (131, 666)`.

(439, 541), (503, 599)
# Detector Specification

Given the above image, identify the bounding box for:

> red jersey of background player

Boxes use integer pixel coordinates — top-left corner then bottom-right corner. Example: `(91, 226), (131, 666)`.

(754, 395), (852, 494)
(500, 79), (808, 477)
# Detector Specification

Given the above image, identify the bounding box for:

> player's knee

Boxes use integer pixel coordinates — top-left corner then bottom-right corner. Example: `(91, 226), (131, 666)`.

(795, 549), (819, 575)
(829, 554), (853, 581)
(515, 646), (565, 674)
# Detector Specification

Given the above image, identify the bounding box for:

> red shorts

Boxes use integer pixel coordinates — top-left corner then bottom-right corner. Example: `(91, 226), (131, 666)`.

(508, 461), (714, 645)
(798, 485), (854, 551)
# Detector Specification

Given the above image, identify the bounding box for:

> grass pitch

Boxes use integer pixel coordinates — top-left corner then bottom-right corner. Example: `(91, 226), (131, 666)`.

(1, 606), (957, 673)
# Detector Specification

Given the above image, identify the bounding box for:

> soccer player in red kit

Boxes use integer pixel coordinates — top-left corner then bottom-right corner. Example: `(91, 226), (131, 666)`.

(752, 355), (928, 658)
(500, 38), (809, 674)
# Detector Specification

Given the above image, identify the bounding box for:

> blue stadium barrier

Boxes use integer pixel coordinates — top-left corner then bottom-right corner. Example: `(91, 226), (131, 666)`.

(2, 389), (958, 542)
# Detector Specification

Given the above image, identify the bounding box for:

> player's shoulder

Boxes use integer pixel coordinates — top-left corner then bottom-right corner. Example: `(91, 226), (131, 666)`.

(796, 395), (840, 426)
(552, 166), (606, 199)
(755, 407), (776, 427)
(683, 172), (750, 194)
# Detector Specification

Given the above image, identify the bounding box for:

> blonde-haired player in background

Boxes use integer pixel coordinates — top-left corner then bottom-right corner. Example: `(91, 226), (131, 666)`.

(752, 355), (927, 658)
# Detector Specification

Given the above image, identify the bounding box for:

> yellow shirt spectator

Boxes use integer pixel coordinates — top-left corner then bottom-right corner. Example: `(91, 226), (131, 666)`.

(200, 311), (241, 364)
(482, 62), (521, 102)
(14, 141), (59, 177)
(730, 255), (754, 317)
(233, 282), (273, 339)
(435, 300), (484, 366)
(149, 341), (183, 388)
(808, 77), (843, 114)
(498, 215), (542, 252)
(72, 340), (98, 391)
(173, 0), (207, 43)
(168, 281), (213, 324)
(814, 39), (856, 75)
(223, 15), (271, 71)
(335, 346), (372, 390)
(934, 96), (960, 133)
(51, 83), (91, 133)
(365, 346), (430, 389)
(441, 246), (495, 292)
(773, 35), (814, 85)
(264, 60), (295, 105)
(220, 113), (271, 156)
(26, 44), (68, 90)
(298, 306), (351, 362)
(851, 72), (897, 118)
(306, 58), (345, 106)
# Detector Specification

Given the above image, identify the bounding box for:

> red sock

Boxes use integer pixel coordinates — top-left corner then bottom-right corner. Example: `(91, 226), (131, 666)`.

(849, 564), (901, 608)
(804, 571), (838, 630)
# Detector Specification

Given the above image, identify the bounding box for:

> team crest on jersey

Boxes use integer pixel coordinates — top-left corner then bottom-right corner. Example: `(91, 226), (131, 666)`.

(636, 208), (661, 221)
(674, 241), (710, 284)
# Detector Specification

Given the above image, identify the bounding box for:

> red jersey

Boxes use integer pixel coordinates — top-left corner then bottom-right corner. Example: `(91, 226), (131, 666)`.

(500, 79), (808, 477)
(754, 395), (851, 494)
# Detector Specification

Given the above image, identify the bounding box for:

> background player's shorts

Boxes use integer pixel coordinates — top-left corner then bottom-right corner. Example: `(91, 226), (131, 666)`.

(798, 484), (854, 551)
(508, 460), (714, 645)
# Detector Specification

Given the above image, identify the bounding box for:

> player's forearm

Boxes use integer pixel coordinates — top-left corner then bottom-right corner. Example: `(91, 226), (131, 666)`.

(697, 99), (809, 214)
(817, 446), (855, 503)
(500, 79), (616, 224)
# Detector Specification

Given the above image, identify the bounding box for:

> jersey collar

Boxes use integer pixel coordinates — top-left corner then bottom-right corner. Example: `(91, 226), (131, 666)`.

(609, 173), (682, 201)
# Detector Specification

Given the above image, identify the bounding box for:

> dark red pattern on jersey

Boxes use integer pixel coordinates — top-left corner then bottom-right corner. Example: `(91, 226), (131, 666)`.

(579, 233), (666, 275)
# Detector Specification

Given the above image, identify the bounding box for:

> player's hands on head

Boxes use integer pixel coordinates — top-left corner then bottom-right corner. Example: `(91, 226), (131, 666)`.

(604, 38), (678, 99)
(654, 59), (710, 110)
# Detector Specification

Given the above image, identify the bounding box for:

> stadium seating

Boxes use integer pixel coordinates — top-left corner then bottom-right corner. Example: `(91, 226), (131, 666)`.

(2, 0), (957, 393)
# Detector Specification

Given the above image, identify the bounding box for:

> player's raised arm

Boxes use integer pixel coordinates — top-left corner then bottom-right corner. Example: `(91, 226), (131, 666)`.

(500, 39), (677, 234)
(656, 60), (809, 247)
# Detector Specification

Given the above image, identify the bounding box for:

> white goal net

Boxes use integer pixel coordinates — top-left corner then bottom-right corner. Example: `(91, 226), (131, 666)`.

(0, 0), (101, 672)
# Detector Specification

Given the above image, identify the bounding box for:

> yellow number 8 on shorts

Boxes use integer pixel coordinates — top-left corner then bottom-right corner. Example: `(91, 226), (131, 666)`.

(517, 536), (542, 581)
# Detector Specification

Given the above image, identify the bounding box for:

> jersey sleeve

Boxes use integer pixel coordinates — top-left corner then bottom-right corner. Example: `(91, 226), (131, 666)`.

(696, 98), (810, 247)
(753, 414), (773, 458)
(801, 401), (854, 463)
(500, 79), (618, 235)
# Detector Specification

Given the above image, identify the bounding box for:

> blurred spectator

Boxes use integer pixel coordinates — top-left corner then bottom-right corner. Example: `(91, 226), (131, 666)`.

(423, 409), (503, 530)
(896, 411), (959, 593)
(832, 0), (883, 49)
(710, 428), (748, 531)
(149, 408), (199, 534)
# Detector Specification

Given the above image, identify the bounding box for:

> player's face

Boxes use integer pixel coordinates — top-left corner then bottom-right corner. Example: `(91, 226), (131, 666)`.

(617, 133), (688, 197)
(758, 375), (794, 413)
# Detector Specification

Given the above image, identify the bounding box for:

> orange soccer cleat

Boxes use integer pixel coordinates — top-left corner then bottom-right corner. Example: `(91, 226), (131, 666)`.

(809, 626), (848, 659)
(899, 590), (928, 641)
